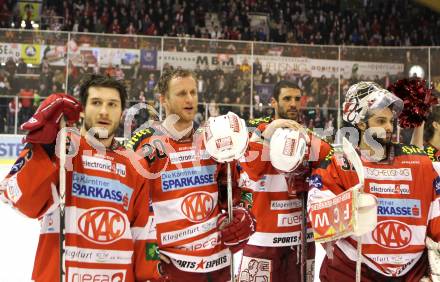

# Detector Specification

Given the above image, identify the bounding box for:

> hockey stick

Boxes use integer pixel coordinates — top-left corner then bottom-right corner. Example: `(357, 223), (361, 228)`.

(227, 162), (234, 282)
(300, 191), (308, 282)
(342, 137), (364, 282)
(59, 117), (67, 282)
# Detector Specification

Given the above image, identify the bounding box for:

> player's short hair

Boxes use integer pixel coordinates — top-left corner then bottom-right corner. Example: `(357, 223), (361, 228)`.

(156, 69), (197, 97)
(273, 80), (302, 101)
(79, 74), (127, 109)
(425, 106), (440, 141)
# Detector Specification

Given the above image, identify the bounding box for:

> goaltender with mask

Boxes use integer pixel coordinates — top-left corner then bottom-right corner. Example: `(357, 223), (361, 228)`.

(308, 82), (440, 281)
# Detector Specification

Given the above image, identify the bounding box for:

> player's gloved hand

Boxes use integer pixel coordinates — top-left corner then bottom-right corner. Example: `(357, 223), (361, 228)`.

(262, 119), (307, 143)
(217, 207), (256, 249)
(21, 93), (82, 144)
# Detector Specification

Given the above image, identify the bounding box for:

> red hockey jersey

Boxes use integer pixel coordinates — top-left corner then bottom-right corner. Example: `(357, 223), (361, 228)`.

(239, 118), (332, 247)
(0, 134), (160, 282)
(425, 143), (440, 162)
(309, 143), (440, 277)
(127, 124), (238, 274)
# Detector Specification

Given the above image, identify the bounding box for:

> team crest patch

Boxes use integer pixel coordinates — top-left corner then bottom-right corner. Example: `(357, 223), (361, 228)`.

(309, 174), (323, 189)
(434, 176), (440, 195)
(9, 149), (33, 175)
(239, 256), (271, 282)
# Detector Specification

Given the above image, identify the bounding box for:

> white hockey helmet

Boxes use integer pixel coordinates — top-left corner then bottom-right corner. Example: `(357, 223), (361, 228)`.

(204, 112), (249, 163)
(342, 81), (403, 126)
(269, 128), (309, 172)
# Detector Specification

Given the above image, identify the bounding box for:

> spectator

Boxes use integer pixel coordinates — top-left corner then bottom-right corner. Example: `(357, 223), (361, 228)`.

(240, 58), (251, 73)
(19, 88), (33, 124)
(17, 59), (28, 74)
(7, 98), (21, 133)
(38, 83), (50, 97)
(126, 22), (135, 34)
(35, 0), (440, 46)
(4, 0), (439, 136)
(208, 98), (220, 117)
(145, 73), (156, 96)
(113, 65), (125, 80)
(50, 83), (61, 95)
(5, 57), (16, 76)
(0, 77), (9, 133)
(253, 58), (263, 74)
(110, 18), (120, 34)
(210, 25), (222, 39)
(33, 89), (41, 110)
(105, 63), (116, 77)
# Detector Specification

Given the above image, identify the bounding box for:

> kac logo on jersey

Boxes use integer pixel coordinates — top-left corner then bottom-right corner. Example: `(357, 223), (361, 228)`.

(161, 165), (216, 191)
(372, 220), (411, 249)
(181, 192), (215, 223)
(72, 172), (133, 210)
(77, 207), (127, 244)
(377, 198), (421, 218)
(309, 175), (323, 189)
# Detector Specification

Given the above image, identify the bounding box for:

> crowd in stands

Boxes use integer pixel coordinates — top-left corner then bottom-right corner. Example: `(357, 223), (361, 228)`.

(0, 49), (389, 136)
(1, 0), (439, 46)
(0, 0), (438, 135)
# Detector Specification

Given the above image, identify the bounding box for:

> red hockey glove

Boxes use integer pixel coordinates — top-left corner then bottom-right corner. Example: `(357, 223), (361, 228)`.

(217, 207), (256, 247)
(21, 93), (82, 144)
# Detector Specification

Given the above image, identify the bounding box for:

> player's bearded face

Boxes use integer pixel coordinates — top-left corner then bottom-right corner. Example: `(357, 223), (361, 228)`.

(83, 86), (122, 140)
(273, 88), (301, 121)
(163, 75), (198, 123)
(364, 107), (394, 145)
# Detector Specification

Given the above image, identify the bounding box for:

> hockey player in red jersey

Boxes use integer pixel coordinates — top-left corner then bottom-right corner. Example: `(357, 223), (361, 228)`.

(308, 81), (440, 281)
(126, 69), (255, 282)
(238, 81), (332, 282)
(0, 75), (161, 281)
(410, 106), (440, 161)
(423, 107), (440, 161)
(406, 95), (440, 281)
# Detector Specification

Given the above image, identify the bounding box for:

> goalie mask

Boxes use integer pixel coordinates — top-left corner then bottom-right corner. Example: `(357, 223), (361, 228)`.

(204, 112), (249, 163)
(342, 81), (403, 126)
(269, 128), (309, 172)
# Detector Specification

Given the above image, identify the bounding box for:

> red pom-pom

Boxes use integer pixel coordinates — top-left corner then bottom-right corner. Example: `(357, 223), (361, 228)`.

(388, 78), (438, 128)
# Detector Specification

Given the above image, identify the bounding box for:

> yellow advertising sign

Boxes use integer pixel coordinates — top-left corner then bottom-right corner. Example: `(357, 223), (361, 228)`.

(21, 44), (41, 65)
